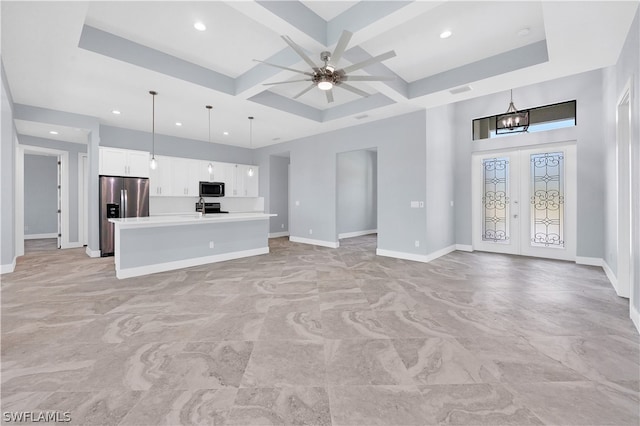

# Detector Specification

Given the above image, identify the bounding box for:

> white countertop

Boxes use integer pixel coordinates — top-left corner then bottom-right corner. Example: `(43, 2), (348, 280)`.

(109, 212), (276, 229)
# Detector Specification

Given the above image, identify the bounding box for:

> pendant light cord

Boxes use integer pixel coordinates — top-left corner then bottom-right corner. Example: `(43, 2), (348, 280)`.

(149, 90), (157, 164)
(207, 105), (212, 143)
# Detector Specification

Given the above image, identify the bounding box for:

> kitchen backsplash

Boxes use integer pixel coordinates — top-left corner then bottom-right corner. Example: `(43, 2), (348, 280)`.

(150, 196), (264, 215)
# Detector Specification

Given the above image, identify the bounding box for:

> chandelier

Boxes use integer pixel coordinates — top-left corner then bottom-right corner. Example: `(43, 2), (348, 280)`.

(495, 89), (529, 134)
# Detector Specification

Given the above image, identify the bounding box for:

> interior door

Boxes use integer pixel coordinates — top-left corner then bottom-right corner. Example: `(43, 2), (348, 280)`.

(472, 144), (576, 261)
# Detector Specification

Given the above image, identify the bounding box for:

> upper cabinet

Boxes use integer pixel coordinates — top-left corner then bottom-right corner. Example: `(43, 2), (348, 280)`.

(232, 164), (259, 197)
(99, 147), (150, 178)
(149, 155), (172, 196)
(145, 153), (259, 198)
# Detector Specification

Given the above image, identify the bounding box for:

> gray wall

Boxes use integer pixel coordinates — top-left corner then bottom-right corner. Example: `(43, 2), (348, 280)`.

(1, 59), (16, 270)
(337, 149), (377, 235)
(426, 104), (456, 253)
(100, 125), (253, 165)
(24, 154), (58, 236)
(603, 9), (640, 313)
(256, 110), (430, 256)
(268, 155), (289, 234)
(19, 135), (87, 243)
(453, 69), (606, 259)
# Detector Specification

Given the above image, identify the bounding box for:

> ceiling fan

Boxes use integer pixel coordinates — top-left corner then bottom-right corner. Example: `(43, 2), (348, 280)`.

(254, 30), (396, 103)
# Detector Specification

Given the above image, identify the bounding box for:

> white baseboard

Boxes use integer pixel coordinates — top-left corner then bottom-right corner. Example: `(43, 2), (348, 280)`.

(377, 245), (457, 263)
(289, 236), (339, 249)
(601, 259), (627, 297)
(377, 249), (428, 262)
(631, 303), (640, 334)
(455, 244), (473, 252)
(24, 233), (57, 240)
(576, 256), (603, 267)
(425, 244), (457, 262)
(86, 247), (101, 258)
(602, 260), (617, 286)
(0, 257), (16, 274)
(338, 229), (377, 239)
(269, 231), (290, 238)
(116, 247), (269, 279)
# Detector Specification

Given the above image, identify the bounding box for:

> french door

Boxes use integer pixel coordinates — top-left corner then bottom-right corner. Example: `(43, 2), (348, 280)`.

(472, 144), (576, 261)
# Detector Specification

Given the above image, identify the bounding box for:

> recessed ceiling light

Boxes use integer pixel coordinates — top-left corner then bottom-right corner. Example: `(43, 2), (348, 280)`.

(49, 130), (58, 135)
(223, 131), (229, 136)
(111, 110), (121, 115)
(175, 122), (182, 127)
(517, 27), (531, 37)
(440, 30), (453, 39)
(194, 22), (206, 31)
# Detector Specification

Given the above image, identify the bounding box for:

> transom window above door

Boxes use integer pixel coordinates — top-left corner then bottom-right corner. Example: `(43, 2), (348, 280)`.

(473, 100), (577, 140)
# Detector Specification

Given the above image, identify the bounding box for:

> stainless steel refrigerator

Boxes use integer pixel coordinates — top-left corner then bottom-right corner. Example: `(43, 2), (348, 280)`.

(99, 175), (150, 257)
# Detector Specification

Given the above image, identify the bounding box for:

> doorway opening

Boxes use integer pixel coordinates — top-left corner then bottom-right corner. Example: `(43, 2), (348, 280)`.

(336, 148), (378, 251)
(16, 145), (70, 257)
(269, 153), (290, 239)
(472, 143), (577, 261)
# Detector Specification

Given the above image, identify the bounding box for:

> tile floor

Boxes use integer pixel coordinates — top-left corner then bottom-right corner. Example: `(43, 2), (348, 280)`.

(1, 236), (638, 425)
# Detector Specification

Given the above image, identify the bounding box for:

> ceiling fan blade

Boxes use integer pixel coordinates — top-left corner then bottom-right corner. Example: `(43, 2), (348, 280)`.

(263, 79), (312, 86)
(343, 75), (396, 82)
(330, 30), (353, 66)
(281, 35), (319, 71)
(340, 50), (397, 74)
(325, 90), (334, 103)
(253, 59), (313, 76)
(336, 83), (370, 98)
(293, 83), (317, 99)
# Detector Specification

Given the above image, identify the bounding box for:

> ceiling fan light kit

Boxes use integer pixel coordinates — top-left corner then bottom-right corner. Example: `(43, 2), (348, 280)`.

(255, 30), (396, 103)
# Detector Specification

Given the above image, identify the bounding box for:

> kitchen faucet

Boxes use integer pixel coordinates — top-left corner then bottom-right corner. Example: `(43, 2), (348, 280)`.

(198, 196), (206, 216)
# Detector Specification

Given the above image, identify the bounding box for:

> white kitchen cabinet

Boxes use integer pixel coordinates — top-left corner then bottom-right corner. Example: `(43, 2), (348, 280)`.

(171, 158), (200, 196)
(245, 166), (259, 197)
(149, 155), (172, 196)
(231, 164), (259, 197)
(198, 161), (213, 184)
(99, 147), (150, 177)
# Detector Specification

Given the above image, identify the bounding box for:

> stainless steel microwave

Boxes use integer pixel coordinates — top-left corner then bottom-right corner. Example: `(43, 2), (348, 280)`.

(199, 181), (225, 197)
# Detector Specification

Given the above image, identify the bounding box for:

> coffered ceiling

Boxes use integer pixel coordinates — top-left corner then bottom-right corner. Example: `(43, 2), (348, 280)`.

(2, 1), (637, 147)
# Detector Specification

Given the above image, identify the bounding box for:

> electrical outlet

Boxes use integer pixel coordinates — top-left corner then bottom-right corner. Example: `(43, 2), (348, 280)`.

(415, 240), (420, 248)
(209, 241), (214, 249)
(281, 223), (285, 229)
(295, 200), (300, 206)
(450, 200), (454, 207)
(309, 229), (313, 235)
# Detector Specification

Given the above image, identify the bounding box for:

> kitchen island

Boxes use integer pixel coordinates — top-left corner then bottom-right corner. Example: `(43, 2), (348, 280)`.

(109, 212), (275, 279)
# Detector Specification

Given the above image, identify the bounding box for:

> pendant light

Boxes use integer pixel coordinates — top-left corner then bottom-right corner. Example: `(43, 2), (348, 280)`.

(206, 105), (213, 174)
(495, 89), (529, 134)
(248, 116), (254, 177)
(149, 90), (158, 170)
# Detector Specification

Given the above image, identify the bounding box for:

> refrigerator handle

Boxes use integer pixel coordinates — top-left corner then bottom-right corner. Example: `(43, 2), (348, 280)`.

(120, 189), (128, 218)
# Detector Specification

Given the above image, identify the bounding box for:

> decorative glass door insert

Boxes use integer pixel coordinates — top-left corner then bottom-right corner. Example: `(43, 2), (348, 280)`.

(482, 157), (510, 243)
(530, 152), (564, 248)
